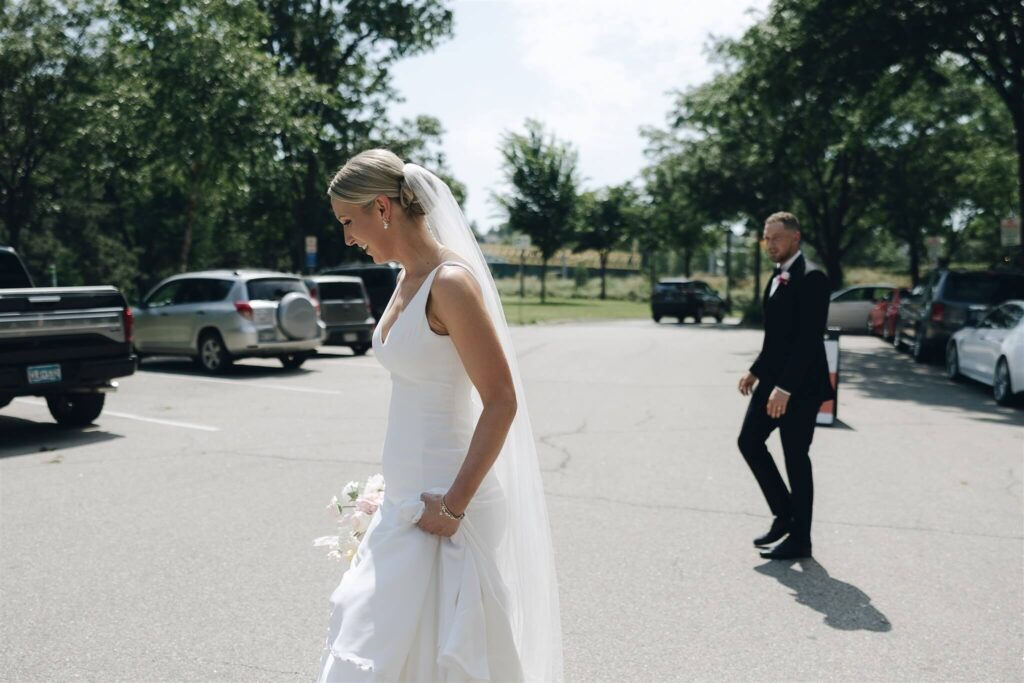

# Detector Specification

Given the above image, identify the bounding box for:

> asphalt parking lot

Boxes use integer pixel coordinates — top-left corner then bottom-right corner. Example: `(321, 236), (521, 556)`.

(1, 321), (1021, 682)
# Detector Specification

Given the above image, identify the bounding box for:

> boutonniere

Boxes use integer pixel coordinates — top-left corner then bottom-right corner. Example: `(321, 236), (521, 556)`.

(775, 271), (791, 286)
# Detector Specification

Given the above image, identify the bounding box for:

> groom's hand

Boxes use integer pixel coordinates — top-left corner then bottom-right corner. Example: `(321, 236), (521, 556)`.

(417, 492), (461, 538)
(738, 372), (758, 396)
(766, 388), (790, 419)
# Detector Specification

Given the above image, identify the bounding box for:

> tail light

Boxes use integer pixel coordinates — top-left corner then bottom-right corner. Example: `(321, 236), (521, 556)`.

(234, 300), (254, 321)
(930, 302), (945, 323)
(307, 286), (321, 314)
(123, 306), (134, 344)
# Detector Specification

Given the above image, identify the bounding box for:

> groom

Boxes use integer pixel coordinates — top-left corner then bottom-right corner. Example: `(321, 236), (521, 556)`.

(737, 212), (834, 560)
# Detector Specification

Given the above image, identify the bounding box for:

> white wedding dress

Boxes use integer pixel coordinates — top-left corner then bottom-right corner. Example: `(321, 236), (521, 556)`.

(317, 261), (525, 682)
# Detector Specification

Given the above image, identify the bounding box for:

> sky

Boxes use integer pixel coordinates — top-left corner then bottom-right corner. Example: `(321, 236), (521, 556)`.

(389, 0), (772, 233)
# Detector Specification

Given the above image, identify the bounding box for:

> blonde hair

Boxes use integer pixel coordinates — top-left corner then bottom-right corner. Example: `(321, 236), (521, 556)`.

(326, 149), (425, 215)
(765, 211), (800, 231)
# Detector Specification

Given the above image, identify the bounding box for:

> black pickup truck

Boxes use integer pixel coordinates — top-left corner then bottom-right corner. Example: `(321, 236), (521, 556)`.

(0, 246), (136, 426)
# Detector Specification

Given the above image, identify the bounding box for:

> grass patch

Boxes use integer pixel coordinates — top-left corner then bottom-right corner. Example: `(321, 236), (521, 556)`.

(500, 296), (651, 325)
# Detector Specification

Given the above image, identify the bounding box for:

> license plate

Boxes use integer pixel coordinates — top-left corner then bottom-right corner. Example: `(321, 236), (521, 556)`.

(343, 333), (358, 342)
(258, 329), (277, 342)
(27, 364), (62, 385)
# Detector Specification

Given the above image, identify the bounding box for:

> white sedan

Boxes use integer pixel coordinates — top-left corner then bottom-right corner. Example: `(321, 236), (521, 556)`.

(827, 284), (895, 332)
(946, 300), (1024, 405)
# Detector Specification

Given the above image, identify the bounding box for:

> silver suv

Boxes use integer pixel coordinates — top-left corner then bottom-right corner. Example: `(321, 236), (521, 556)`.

(133, 270), (325, 373)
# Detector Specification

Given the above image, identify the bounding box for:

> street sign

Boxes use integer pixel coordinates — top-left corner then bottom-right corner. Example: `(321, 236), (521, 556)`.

(305, 236), (318, 254)
(513, 235), (531, 251)
(1001, 217), (1021, 247)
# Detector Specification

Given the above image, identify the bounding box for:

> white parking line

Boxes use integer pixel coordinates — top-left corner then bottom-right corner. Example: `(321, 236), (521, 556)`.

(148, 373), (345, 395)
(13, 398), (220, 432)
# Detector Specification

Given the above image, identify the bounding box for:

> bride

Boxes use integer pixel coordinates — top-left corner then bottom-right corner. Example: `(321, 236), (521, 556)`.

(317, 149), (562, 682)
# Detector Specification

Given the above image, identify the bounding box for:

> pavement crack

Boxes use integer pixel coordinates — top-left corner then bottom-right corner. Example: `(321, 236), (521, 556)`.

(209, 660), (300, 676)
(1004, 467), (1022, 500)
(537, 419), (587, 473)
(546, 491), (1024, 541)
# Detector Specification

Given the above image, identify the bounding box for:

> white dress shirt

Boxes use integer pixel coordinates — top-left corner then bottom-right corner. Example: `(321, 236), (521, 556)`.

(769, 250), (802, 298)
(769, 250), (802, 397)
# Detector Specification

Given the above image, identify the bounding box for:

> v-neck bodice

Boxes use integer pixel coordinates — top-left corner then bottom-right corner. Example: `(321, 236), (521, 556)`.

(369, 259), (494, 503)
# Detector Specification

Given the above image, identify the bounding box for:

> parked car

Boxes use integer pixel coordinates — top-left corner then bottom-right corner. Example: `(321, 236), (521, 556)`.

(651, 279), (726, 323)
(868, 287), (911, 339)
(895, 270), (1024, 362)
(303, 275), (375, 355)
(0, 246), (136, 426)
(946, 300), (1024, 405)
(321, 262), (400, 322)
(827, 284), (895, 333)
(133, 270), (324, 373)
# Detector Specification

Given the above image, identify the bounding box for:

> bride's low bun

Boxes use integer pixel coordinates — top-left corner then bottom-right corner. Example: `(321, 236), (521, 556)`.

(327, 149), (426, 216)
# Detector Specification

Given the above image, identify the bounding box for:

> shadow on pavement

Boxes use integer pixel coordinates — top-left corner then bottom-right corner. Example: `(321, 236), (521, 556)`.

(139, 358), (314, 379)
(840, 341), (1024, 426)
(755, 559), (892, 632)
(0, 415), (122, 459)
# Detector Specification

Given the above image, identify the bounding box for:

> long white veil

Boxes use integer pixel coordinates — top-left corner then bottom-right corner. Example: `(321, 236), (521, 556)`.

(403, 163), (563, 682)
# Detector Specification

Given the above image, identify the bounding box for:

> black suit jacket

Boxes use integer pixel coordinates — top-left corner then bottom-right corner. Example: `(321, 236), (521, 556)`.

(749, 254), (836, 402)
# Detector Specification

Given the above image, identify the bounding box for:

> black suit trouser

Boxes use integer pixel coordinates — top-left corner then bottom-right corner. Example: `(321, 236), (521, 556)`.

(737, 384), (819, 544)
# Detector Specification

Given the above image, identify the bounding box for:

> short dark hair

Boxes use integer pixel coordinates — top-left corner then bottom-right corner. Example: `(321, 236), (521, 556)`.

(764, 211), (800, 231)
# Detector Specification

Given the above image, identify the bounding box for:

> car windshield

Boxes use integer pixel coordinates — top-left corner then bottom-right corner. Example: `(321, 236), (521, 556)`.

(247, 278), (306, 301)
(944, 273), (1024, 304)
(0, 251), (32, 288)
(318, 282), (364, 300)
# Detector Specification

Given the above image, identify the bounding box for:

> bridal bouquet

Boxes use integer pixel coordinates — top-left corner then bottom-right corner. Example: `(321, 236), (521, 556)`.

(314, 474), (385, 564)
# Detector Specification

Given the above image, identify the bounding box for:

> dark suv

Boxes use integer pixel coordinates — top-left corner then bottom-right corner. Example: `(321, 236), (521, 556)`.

(895, 269), (1024, 362)
(303, 275), (375, 355)
(321, 263), (400, 323)
(651, 279), (726, 323)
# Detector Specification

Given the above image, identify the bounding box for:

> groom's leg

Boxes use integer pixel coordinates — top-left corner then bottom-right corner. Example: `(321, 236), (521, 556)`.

(737, 388), (790, 518)
(778, 398), (819, 544)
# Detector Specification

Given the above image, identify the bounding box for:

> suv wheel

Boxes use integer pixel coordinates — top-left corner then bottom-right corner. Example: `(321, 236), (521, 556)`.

(694, 306), (704, 323)
(197, 332), (232, 374)
(279, 353), (308, 369)
(350, 344), (370, 356)
(47, 392), (105, 427)
(912, 328), (928, 363)
(945, 343), (961, 381)
(994, 358), (1014, 405)
(652, 314), (662, 323)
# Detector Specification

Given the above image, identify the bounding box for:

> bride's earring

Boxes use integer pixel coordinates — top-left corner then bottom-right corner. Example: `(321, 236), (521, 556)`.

(383, 219), (390, 230)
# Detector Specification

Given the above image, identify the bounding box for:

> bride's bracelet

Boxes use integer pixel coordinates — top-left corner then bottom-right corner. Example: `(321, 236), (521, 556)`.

(440, 496), (466, 521)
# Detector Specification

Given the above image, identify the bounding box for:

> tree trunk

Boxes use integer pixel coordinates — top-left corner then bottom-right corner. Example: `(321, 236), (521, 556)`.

(752, 236), (761, 305)
(180, 191), (195, 273)
(909, 238), (921, 287)
(540, 256), (548, 303)
(1015, 107), (1024, 248)
(725, 229), (733, 307)
(599, 252), (608, 300)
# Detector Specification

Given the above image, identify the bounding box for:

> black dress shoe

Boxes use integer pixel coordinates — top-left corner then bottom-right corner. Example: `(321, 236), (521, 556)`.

(753, 517), (791, 547)
(759, 537), (812, 560)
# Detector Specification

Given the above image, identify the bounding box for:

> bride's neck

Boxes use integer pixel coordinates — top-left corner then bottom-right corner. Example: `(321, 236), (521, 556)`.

(394, 221), (446, 277)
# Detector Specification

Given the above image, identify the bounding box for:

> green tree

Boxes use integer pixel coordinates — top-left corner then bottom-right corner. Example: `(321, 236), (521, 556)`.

(0, 0), (101, 255)
(254, 0), (455, 270)
(495, 119), (580, 303)
(773, 0), (1024, 247)
(575, 184), (638, 300)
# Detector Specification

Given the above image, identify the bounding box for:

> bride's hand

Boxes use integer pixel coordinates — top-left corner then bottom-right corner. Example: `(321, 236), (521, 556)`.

(416, 493), (461, 537)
